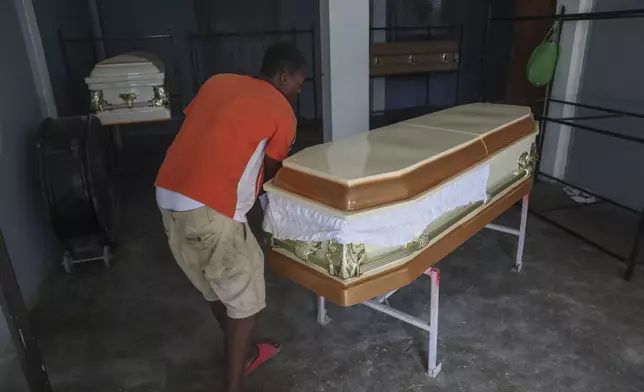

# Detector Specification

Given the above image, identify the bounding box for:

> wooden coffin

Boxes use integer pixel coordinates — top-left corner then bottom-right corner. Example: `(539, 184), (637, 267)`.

(264, 103), (538, 306)
(85, 52), (170, 125)
(370, 40), (459, 76)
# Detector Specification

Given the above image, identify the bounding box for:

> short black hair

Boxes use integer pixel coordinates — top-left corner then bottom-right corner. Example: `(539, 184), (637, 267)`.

(260, 42), (306, 77)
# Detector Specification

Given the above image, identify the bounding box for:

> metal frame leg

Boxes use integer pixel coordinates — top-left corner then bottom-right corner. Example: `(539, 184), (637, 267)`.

(309, 196), (530, 377)
(317, 296), (332, 325)
(625, 210), (644, 281)
(513, 194), (530, 272)
(425, 267), (442, 377)
(361, 267), (443, 377)
(484, 193), (530, 271)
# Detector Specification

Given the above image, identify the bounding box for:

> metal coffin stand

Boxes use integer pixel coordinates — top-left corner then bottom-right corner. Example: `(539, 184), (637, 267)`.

(312, 193), (529, 378)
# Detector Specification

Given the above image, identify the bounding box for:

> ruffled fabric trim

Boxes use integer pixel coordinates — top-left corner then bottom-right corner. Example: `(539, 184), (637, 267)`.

(264, 163), (489, 247)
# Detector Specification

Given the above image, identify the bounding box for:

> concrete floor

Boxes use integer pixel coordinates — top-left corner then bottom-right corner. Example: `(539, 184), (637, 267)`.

(30, 146), (644, 392)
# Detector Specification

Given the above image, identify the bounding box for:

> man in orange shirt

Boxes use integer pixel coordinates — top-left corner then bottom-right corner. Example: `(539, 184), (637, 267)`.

(155, 42), (305, 392)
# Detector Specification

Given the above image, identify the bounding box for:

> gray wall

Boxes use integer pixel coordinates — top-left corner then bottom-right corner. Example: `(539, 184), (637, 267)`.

(563, 0), (644, 210)
(0, 0), (58, 306)
(1, 0), (58, 389)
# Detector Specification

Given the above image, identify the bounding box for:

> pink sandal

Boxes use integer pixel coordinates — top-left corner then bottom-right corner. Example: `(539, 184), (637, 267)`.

(243, 342), (281, 376)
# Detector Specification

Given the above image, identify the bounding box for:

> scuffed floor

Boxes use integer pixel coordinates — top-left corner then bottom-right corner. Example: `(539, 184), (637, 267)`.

(30, 145), (644, 392)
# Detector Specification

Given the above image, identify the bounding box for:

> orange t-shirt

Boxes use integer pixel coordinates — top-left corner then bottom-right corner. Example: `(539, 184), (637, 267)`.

(155, 74), (296, 220)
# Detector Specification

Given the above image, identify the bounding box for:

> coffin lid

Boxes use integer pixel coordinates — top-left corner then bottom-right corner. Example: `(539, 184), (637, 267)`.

(270, 103), (535, 211)
(85, 52), (165, 83)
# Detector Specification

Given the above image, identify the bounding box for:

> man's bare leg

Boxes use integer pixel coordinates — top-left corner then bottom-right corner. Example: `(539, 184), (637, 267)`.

(209, 300), (229, 361)
(224, 315), (256, 392)
(209, 301), (259, 392)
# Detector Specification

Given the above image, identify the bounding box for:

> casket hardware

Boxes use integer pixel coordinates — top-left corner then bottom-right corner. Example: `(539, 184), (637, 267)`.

(407, 233), (431, 251)
(90, 90), (109, 112)
(327, 241), (366, 279)
(118, 92), (138, 108)
(441, 53), (449, 62)
(149, 86), (169, 108)
(271, 199), (491, 280)
(373, 56), (381, 66)
(408, 55), (416, 65)
(516, 143), (538, 176)
(294, 241), (322, 262)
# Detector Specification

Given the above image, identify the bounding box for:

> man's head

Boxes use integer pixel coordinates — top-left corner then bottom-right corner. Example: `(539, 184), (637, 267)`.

(260, 42), (306, 102)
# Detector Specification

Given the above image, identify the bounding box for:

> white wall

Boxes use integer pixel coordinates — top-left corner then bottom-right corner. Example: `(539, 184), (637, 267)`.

(539, 0), (595, 178)
(320, 0), (370, 141)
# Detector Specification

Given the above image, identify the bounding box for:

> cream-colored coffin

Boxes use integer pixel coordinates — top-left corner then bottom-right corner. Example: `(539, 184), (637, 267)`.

(264, 103), (538, 306)
(85, 52), (170, 125)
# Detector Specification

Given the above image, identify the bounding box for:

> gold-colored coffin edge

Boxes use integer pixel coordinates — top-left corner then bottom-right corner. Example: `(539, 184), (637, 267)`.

(268, 176), (533, 307)
(272, 117), (535, 212)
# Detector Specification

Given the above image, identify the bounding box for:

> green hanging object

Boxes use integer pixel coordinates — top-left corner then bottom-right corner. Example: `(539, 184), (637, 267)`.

(526, 22), (561, 87)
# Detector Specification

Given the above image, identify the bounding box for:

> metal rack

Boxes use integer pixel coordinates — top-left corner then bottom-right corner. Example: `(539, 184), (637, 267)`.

(188, 26), (319, 127)
(369, 23), (463, 128)
(481, 6), (644, 280)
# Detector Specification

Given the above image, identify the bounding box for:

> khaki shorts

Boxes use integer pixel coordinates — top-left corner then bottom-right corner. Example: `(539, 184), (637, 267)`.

(160, 206), (266, 319)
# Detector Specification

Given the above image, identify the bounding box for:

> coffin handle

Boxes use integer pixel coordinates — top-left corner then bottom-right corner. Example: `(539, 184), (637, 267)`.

(149, 86), (169, 108)
(90, 90), (106, 112)
(118, 92), (138, 108)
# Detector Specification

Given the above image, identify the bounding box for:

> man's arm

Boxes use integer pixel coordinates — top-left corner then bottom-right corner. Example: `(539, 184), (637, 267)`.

(261, 111), (295, 195)
(263, 155), (282, 185)
(259, 155), (282, 198)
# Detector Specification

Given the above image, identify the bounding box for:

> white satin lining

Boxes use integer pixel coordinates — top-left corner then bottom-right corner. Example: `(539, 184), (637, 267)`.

(263, 163), (489, 247)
